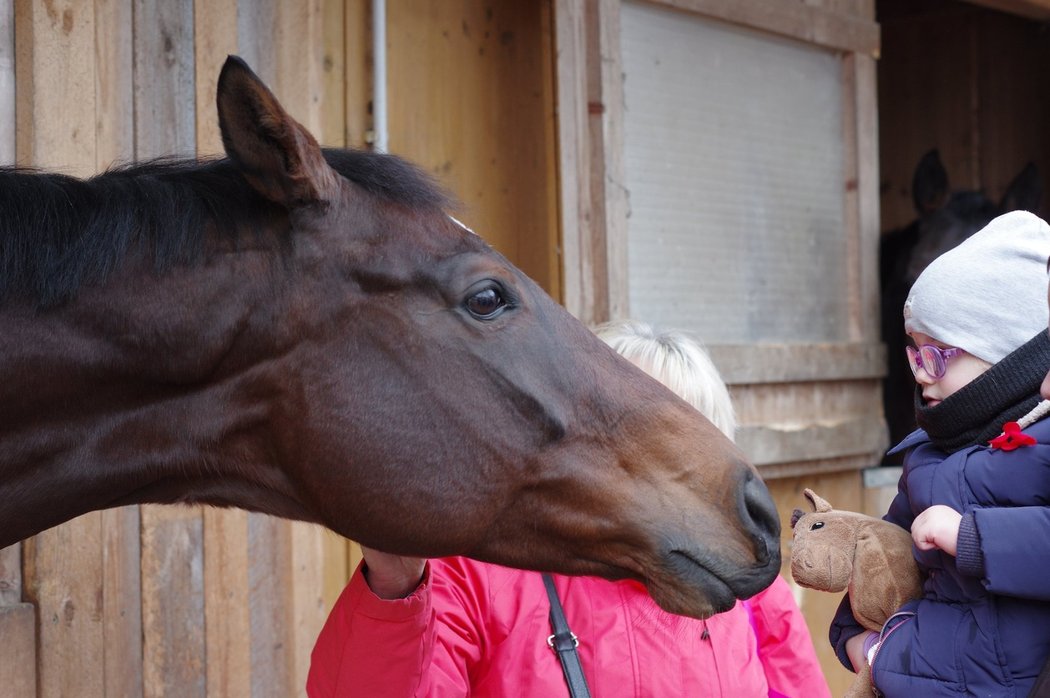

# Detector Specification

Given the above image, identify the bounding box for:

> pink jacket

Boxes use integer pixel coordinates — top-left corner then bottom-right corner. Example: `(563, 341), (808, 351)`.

(308, 557), (830, 697)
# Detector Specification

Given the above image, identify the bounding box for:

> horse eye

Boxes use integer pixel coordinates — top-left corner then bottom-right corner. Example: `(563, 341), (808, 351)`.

(810, 521), (825, 531)
(465, 287), (506, 319)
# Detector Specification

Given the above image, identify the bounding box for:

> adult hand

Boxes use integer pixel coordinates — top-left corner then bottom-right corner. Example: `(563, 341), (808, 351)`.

(360, 546), (426, 600)
(911, 504), (962, 556)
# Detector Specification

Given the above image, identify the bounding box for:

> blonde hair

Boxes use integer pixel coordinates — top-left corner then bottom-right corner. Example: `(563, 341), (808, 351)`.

(593, 319), (736, 440)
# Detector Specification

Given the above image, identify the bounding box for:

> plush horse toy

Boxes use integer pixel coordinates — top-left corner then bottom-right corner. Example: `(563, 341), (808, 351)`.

(790, 489), (923, 698)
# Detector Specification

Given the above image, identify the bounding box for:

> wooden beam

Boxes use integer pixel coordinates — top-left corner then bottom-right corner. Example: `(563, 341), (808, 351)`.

(741, 417), (888, 466)
(0, 544), (19, 606)
(0, 604), (36, 696)
(0, 0), (13, 165)
(648, 0), (881, 57)
(597, 0), (629, 321)
(554, 0), (594, 320)
(964, 0), (1050, 21)
(707, 343), (886, 385)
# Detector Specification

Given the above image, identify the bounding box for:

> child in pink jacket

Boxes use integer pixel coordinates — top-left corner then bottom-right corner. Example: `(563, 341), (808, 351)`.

(308, 321), (830, 697)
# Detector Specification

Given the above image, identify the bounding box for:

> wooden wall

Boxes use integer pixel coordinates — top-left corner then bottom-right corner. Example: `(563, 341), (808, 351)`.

(555, 2), (882, 694)
(878, 0), (1050, 232)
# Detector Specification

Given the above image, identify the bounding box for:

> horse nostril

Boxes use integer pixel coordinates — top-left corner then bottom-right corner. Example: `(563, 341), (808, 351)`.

(740, 471), (781, 556)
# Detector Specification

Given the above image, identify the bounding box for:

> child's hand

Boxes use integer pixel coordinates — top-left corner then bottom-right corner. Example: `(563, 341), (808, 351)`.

(911, 505), (962, 556)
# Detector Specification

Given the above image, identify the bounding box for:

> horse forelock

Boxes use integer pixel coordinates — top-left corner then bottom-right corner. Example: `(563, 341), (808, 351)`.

(0, 148), (453, 308)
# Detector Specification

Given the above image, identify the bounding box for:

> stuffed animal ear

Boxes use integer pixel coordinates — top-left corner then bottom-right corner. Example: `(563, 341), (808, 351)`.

(790, 508), (805, 528)
(803, 488), (833, 513)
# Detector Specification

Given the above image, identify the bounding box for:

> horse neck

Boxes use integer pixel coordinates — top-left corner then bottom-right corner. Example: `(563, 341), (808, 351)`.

(0, 259), (311, 546)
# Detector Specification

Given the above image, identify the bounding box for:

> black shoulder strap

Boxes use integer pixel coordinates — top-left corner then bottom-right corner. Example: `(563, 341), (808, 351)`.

(542, 573), (592, 698)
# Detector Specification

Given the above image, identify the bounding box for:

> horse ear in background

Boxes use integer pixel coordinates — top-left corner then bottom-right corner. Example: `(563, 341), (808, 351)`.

(879, 150), (1043, 460)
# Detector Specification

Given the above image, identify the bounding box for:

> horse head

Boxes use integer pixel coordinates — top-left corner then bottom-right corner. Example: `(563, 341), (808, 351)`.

(0, 56), (782, 620)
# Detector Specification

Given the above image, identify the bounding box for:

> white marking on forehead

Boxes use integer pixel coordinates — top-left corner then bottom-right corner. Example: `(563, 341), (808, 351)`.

(448, 215), (479, 237)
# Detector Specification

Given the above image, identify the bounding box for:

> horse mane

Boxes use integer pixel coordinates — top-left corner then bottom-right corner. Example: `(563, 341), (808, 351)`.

(0, 148), (452, 307)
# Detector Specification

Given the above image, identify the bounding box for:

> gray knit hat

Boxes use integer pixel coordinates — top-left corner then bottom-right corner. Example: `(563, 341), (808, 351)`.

(904, 210), (1050, 365)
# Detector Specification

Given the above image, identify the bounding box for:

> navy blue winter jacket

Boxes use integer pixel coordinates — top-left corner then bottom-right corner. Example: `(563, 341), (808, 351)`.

(831, 418), (1050, 697)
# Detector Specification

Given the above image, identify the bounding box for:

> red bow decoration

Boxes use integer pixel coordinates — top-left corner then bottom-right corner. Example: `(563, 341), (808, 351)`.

(989, 422), (1037, 451)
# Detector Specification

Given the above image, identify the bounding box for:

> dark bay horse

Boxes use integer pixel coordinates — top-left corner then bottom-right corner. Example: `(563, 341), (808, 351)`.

(0, 56), (780, 619)
(880, 149), (1042, 458)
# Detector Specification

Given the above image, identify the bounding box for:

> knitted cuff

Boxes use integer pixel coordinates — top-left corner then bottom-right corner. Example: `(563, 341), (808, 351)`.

(955, 512), (985, 577)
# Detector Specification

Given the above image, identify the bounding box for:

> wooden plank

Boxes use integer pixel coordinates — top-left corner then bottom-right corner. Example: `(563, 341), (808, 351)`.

(648, 0), (881, 56)
(386, 0), (560, 296)
(141, 507), (205, 698)
(758, 452), (878, 481)
(203, 508), (251, 698)
(273, 0), (325, 133)
(102, 507), (143, 698)
(194, 0), (237, 158)
(321, 0), (346, 147)
(14, 0), (97, 173)
(0, 0), (13, 165)
(0, 544), (20, 605)
(805, 0), (875, 17)
(0, 604), (37, 696)
(249, 515), (295, 697)
(23, 516), (106, 698)
(322, 530), (350, 613)
(290, 522), (326, 697)
(706, 343), (885, 384)
(964, 0), (1050, 20)
(94, 0), (133, 168)
(343, 0), (372, 149)
(133, 0), (195, 158)
(554, 0), (593, 320)
(853, 52), (881, 342)
(739, 416), (888, 466)
(596, 0), (628, 320)
(842, 53), (862, 343)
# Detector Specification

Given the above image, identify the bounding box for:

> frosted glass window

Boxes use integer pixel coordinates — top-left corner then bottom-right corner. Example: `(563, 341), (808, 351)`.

(622, 1), (847, 343)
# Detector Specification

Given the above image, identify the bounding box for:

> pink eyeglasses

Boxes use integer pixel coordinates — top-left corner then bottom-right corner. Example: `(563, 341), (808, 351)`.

(906, 344), (963, 381)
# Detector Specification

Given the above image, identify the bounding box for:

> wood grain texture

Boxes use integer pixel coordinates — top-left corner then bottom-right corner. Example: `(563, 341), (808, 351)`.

(648, 0), (880, 55)
(0, 604), (37, 696)
(0, 0), (13, 164)
(386, 0), (559, 297)
(141, 506), (205, 698)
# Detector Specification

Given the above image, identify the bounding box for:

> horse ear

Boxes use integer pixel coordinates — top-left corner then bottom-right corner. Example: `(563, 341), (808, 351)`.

(912, 149), (950, 216)
(803, 488), (833, 513)
(1000, 162), (1042, 214)
(216, 55), (337, 208)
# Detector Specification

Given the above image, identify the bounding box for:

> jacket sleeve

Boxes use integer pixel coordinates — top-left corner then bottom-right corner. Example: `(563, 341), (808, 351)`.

(307, 557), (488, 697)
(970, 505), (1050, 600)
(749, 575), (832, 698)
